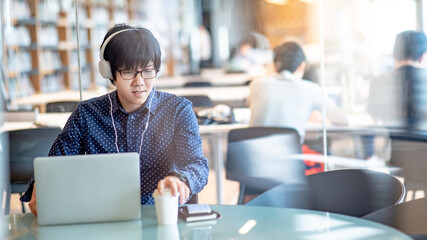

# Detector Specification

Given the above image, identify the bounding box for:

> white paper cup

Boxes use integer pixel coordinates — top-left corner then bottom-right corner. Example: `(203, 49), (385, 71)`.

(153, 188), (179, 225)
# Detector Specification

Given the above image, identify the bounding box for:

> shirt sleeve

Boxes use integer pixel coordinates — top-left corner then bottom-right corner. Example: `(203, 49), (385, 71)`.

(173, 102), (209, 195)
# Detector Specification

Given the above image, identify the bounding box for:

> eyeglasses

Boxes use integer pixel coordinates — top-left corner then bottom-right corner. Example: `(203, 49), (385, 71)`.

(117, 69), (159, 80)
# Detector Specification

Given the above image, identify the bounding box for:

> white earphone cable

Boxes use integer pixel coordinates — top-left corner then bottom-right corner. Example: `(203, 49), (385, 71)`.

(108, 89), (155, 155)
(108, 92), (120, 153)
(138, 91), (154, 155)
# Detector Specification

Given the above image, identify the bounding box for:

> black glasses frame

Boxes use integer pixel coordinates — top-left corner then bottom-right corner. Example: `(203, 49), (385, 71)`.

(117, 69), (159, 80)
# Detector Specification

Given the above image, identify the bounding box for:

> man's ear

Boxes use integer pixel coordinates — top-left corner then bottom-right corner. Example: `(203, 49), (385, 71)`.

(296, 61), (307, 73)
(274, 61), (282, 72)
(292, 61), (306, 80)
(418, 53), (425, 63)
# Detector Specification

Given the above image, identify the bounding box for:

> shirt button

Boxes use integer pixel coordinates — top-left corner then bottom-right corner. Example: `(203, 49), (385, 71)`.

(131, 116), (135, 120)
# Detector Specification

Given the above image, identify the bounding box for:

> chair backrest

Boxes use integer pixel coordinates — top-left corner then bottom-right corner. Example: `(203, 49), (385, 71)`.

(182, 95), (214, 108)
(389, 138), (427, 181)
(183, 81), (212, 88)
(246, 169), (405, 218)
(2, 127), (62, 185)
(46, 101), (79, 113)
(226, 127), (306, 197)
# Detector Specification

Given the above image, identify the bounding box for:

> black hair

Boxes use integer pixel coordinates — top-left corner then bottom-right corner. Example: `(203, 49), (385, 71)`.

(273, 41), (306, 73)
(101, 23), (161, 84)
(393, 30), (427, 61)
(239, 35), (258, 49)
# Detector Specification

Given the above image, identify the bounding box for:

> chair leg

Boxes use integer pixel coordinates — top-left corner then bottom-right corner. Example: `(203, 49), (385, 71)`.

(19, 193), (26, 213)
(237, 183), (245, 205)
(5, 184), (11, 215)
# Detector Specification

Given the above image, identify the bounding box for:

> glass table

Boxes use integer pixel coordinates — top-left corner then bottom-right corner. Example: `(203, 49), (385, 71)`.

(2, 205), (411, 240)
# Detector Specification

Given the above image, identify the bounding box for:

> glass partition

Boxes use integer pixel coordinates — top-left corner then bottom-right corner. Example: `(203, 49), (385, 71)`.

(0, 0), (81, 214)
(322, 0), (426, 202)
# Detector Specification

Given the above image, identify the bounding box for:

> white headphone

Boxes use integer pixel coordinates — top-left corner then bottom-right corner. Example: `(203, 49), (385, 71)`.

(99, 29), (135, 79)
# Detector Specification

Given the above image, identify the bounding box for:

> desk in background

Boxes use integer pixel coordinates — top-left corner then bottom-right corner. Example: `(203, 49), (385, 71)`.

(11, 86), (249, 113)
(3, 205), (411, 240)
(161, 86), (249, 104)
(11, 89), (107, 113)
(155, 68), (263, 89)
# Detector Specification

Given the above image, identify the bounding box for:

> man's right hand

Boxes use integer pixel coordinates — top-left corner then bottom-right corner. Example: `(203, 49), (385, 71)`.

(28, 185), (37, 217)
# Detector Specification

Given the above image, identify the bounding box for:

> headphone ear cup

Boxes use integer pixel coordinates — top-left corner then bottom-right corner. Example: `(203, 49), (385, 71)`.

(99, 60), (113, 79)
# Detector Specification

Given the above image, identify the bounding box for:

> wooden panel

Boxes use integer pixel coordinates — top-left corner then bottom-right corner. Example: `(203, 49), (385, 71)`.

(257, 0), (319, 48)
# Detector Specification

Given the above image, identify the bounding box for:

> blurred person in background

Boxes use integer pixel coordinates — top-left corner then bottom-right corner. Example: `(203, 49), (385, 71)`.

(248, 41), (348, 142)
(248, 41), (348, 174)
(226, 33), (272, 75)
(368, 30), (427, 129)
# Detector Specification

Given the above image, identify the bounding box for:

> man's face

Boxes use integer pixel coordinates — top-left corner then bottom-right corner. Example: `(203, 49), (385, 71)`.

(114, 62), (156, 113)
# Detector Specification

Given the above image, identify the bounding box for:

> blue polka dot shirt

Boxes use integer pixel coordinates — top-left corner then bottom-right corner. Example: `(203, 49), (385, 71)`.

(22, 89), (209, 205)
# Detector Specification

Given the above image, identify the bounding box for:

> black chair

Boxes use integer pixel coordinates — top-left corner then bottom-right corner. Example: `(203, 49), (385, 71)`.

(183, 81), (212, 88)
(46, 101), (79, 113)
(226, 127), (306, 205)
(362, 197), (427, 238)
(246, 169), (405, 218)
(1, 127), (62, 214)
(182, 95), (214, 108)
(389, 137), (427, 200)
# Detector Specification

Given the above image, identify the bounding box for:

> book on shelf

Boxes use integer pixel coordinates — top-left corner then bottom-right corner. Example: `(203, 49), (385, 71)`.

(178, 204), (221, 223)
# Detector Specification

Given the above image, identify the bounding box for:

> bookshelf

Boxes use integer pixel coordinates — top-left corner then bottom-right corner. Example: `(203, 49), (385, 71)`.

(3, 0), (187, 101)
(3, 0), (133, 97)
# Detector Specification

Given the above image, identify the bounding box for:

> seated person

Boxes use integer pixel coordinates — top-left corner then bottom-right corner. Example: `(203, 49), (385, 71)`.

(368, 30), (427, 129)
(248, 41), (348, 142)
(21, 23), (209, 216)
(227, 35), (271, 75)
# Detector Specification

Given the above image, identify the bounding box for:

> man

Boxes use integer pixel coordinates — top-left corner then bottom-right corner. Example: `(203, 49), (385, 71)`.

(22, 24), (209, 215)
(368, 30), (427, 129)
(249, 41), (347, 142)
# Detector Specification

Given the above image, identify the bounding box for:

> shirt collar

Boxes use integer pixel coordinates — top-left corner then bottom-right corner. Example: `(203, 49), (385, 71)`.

(277, 70), (298, 81)
(109, 89), (158, 115)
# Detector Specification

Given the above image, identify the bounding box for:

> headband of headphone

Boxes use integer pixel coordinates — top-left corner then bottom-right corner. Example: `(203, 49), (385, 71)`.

(98, 28), (135, 79)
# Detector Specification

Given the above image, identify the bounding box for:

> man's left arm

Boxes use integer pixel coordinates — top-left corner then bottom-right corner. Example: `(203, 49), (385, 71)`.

(158, 103), (209, 203)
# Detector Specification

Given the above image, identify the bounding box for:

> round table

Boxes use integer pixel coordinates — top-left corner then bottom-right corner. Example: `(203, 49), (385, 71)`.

(2, 205), (411, 240)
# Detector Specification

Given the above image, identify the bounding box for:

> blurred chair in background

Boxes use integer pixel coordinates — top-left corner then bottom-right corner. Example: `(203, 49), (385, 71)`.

(389, 136), (427, 201)
(46, 101), (79, 113)
(226, 127), (306, 205)
(1, 127), (62, 214)
(182, 95), (214, 108)
(246, 169), (405, 217)
(183, 82), (213, 88)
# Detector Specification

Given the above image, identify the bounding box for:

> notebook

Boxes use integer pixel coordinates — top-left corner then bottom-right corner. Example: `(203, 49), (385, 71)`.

(34, 153), (142, 225)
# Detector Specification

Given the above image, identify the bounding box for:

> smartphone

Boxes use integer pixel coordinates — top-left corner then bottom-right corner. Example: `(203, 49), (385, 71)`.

(186, 204), (212, 214)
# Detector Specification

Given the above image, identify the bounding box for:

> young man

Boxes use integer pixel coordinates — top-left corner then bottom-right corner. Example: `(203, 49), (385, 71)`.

(368, 30), (427, 129)
(248, 41), (347, 142)
(22, 24), (209, 216)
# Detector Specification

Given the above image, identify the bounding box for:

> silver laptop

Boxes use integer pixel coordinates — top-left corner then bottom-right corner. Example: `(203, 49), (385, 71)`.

(34, 153), (141, 225)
